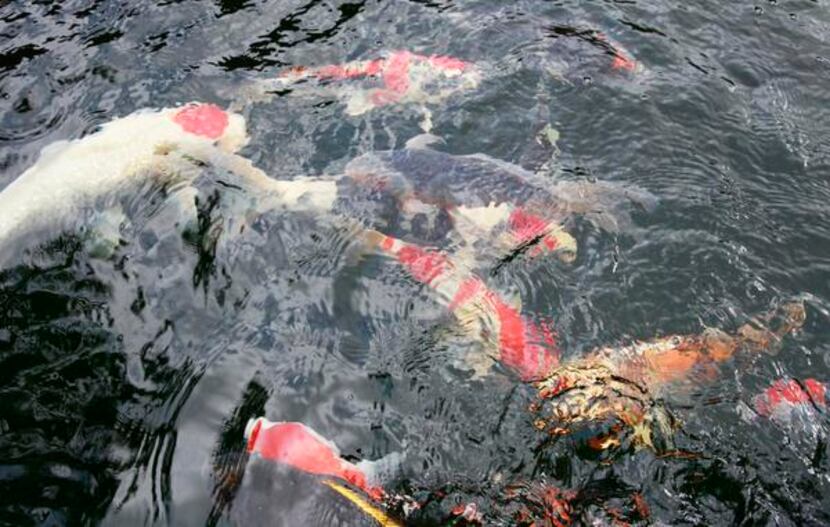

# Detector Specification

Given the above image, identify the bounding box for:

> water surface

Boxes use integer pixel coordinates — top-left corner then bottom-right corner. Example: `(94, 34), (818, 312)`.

(1, 0), (830, 525)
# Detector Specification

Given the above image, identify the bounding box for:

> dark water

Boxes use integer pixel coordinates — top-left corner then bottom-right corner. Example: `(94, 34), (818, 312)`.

(1, 1), (830, 525)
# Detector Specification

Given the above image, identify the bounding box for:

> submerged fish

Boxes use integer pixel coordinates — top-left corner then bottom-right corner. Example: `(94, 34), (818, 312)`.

(239, 413), (648, 527)
(340, 142), (657, 268)
(754, 378), (828, 421)
(533, 301), (807, 451)
(0, 103), (356, 269)
(253, 50), (481, 123)
(0, 103), (248, 266)
(360, 229), (807, 451)
(244, 417), (399, 501)
(229, 457), (404, 526)
(247, 33), (642, 120)
(601, 33), (640, 73)
(363, 230), (561, 382)
(539, 26), (644, 80)
(751, 377), (828, 451)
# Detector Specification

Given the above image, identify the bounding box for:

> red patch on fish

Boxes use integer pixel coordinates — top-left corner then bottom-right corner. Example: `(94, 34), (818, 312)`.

(382, 50), (413, 93)
(509, 208), (560, 257)
(172, 103), (228, 139)
(448, 277), (485, 311)
(509, 208), (549, 242)
(538, 374), (573, 400)
(428, 54), (469, 71)
(489, 292), (559, 380)
(754, 378), (827, 416)
(318, 58), (383, 80)
(380, 235), (395, 252)
(247, 420), (382, 500)
(805, 378), (827, 405)
(596, 32), (639, 73)
(379, 234), (559, 380)
(394, 243), (448, 285)
(362, 58), (384, 77)
(611, 53), (638, 72)
(279, 50), (473, 112)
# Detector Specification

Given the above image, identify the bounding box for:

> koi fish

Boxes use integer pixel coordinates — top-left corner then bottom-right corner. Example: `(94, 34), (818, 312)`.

(754, 378), (828, 420)
(542, 26), (643, 78)
(0, 103), (248, 266)
(362, 230), (560, 381)
(533, 301), (807, 450)
(265, 50), (481, 119)
(589, 300), (806, 393)
(750, 377), (829, 459)
(244, 417), (402, 502)
(341, 142), (656, 268)
(0, 103), (362, 268)
(597, 33), (641, 73)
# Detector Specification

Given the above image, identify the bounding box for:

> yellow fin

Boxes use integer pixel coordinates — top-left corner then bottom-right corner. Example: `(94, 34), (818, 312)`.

(538, 123), (561, 148)
(321, 480), (401, 527)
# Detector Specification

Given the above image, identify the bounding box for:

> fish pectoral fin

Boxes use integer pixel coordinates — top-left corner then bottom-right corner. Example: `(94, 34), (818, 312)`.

(450, 202), (512, 233)
(463, 348), (497, 379)
(447, 203), (516, 257)
(404, 132), (445, 150)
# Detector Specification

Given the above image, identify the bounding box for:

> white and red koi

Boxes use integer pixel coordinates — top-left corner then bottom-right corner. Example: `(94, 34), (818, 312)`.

(0, 103), (251, 265)
(0, 99), (392, 271)
(750, 377), (828, 453)
(364, 230), (560, 381)
(274, 50), (481, 116)
(244, 417), (389, 501)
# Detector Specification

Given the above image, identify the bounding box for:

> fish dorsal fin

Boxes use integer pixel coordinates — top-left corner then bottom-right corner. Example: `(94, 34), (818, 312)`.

(404, 133), (445, 150)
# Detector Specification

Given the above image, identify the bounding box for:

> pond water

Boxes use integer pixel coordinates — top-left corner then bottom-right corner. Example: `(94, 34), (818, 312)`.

(1, 1), (829, 525)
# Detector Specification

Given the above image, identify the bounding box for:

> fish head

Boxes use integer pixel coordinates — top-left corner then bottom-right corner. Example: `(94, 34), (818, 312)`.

(505, 206), (577, 263)
(170, 103), (249, 153)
